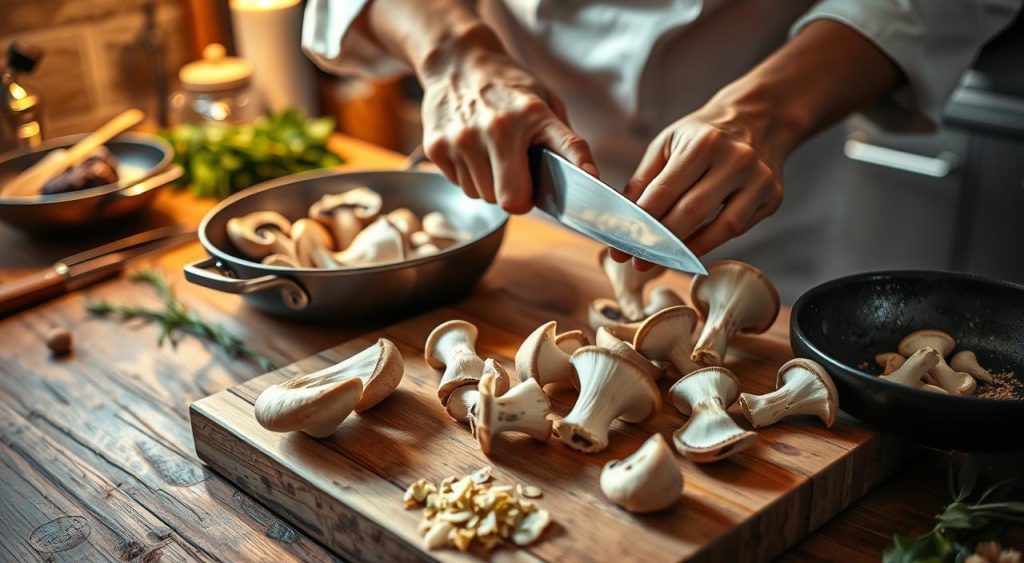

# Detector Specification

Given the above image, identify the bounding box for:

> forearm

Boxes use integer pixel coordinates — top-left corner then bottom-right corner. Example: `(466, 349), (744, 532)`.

(706, 19), (903, 161)
(358, 0), (504, 80)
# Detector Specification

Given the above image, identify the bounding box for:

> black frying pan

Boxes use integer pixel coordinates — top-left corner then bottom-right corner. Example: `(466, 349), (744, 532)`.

(790, 271), (1024, 451)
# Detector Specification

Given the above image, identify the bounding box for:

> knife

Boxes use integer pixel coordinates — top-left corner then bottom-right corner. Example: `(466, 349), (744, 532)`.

(0, 226), (195, 317)
(529, 146), (707, 275)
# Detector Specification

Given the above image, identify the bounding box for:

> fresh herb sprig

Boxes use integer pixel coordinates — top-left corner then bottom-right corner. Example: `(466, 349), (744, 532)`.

(159, 108), (343, 199)
(87, 270), (274, 371)
(884, 457), (1024, 563)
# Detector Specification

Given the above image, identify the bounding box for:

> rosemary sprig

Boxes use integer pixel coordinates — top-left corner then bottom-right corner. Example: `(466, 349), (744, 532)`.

(87, 270), (274, 371)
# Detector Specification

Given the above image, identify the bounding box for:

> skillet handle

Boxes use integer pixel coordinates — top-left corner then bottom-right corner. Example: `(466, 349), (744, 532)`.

(183, 257), (309, 310)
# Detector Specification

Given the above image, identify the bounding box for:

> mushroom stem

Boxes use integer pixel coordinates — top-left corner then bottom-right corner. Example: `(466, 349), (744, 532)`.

(738, 358), (838, 428)
(880, 347), (941, 387)
(930, 358), (976, 396)
(669, 367), (757, 462)
(689, 261), (780, 366)
(425, 320), (487, 405)
(600, 433), (683, 513)
(600, 249), (664, 321)
(950, 351), (994, 384)
(515, 321), (581, 389)
(474, 373), (552, 455)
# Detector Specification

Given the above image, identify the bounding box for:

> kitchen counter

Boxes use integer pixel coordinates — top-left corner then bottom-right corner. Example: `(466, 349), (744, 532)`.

(0, 134), (1017, 561)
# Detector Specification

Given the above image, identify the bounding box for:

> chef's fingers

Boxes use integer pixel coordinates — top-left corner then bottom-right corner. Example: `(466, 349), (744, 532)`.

(547, 90), (571, 126)
(456, 134), (497, 204)
(425, 143), (459, 188)
(683, 180), (778, 256)
(453, 160), (479, 200)
(632, 137), (714, 220)
(658, 161), (739, 242)
(535, 119), (599, 178)
(624, 135), (669, 202)
(609, 248), (632, 262)
(487, 132), (533, 214)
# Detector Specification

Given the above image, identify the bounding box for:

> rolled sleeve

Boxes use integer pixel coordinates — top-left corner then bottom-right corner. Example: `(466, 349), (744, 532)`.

(301, 0), (411, 78)
(792, 0), (1021, 131)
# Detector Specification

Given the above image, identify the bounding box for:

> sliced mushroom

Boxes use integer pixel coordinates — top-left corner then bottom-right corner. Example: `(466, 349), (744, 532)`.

(600, 433), (683, 513)
(425, 320), (486, 405)
(227, 211), (294, 260)
(292, 218), (341, 268)
(588, 298), (643, 341)
(254, 338), (404, 436)
(474, 366), (552, 455)
(412, 242), (441, 258)
(262, 253), (301, 268)
(386, 208), (421, 239)
(555, 330), (589, 354)
(595, 327), (664, 380)
(738, 358), (838, 428)
(633, 305), (702, 379)
(875, 352), (906, 376)
(643, 286), (687, 317)
(668, 366), (757, 462)
(309, 187), (383, 249)
(335, 217), (407, 267)
(422, 212), (469, 248)
(879, 347), (944, 391)
(555, 346), (661, 453)
(898, 330), (975, 396)
(690, 260), (780, 366)
(410, 230), (433, 248)
(950, 350), (995, 384)
(515, 321), (587, 389)
(445, 358), (511, 422)
(599, 249), (665, 322)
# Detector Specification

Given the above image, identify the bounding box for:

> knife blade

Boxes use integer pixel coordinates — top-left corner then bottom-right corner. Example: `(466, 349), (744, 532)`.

(0, 226), (196, 317)
(529, 147), (707, 275)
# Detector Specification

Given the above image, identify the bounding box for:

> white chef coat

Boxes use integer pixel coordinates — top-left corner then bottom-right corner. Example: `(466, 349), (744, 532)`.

(302, 0), (1020, 300)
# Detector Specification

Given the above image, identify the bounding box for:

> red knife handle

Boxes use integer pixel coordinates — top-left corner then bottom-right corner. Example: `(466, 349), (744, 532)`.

(0, 266), (68, 318)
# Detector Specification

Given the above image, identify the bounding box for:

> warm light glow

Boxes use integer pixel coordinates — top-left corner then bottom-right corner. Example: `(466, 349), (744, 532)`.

(230, 0), (300, 11)
(9, 82), (27, 100)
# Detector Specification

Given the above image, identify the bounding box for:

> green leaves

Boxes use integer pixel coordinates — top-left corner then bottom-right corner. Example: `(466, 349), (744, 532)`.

(887, 458), (1022, 562)
(159, 109), (344, 199)
(87, 270), (274, 371)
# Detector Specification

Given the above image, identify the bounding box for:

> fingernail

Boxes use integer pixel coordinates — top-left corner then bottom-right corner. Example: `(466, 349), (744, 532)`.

(609, 248), (629, 262)
(634, 258), (654, 271)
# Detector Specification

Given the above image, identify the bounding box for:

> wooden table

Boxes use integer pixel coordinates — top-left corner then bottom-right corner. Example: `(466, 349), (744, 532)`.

(0, 135), (1012, 561)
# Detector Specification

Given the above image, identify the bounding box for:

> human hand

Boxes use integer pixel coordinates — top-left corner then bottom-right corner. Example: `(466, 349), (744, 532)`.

(420, 47), (598, 214)
(611, 104), (787, 268)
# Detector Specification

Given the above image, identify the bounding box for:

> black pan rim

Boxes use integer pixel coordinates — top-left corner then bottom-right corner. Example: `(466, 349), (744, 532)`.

(198, 167), (511, 276)
(791, 269), (1024, 406)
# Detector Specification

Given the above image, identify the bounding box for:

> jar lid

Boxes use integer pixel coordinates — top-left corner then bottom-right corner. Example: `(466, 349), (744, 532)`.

(179, 44), (253, 93)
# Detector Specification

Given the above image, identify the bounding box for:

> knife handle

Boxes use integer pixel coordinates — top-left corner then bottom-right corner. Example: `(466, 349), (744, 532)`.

(0, 267), (68, 318)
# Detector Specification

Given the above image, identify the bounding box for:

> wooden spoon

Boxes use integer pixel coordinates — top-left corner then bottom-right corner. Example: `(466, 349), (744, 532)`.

(1, 108), (145, 198)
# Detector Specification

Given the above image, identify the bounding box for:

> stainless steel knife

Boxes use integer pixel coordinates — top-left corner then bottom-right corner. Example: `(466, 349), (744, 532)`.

(529, 146), (707, 275)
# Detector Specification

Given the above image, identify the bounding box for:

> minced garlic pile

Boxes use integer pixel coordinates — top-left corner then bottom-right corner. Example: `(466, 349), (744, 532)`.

(403, 466), (551, 553)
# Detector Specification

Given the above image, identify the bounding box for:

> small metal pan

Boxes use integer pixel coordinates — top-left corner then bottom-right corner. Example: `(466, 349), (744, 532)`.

(790, 270), (1024, 450)
(184, 166), (508, 322)
(0, 133), (180, 233)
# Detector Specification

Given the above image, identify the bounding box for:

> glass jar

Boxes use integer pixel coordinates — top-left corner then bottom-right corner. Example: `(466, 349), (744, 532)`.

(170, 43), (260, 125)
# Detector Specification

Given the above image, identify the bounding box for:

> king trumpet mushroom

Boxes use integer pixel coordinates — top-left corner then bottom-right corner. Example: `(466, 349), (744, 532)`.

(738, 358), (838, 428)
(643, 286), (687, 317)
(227, 211), (294, 260)
(875, 352), (906, 376)
(421, 211), (469, 248)
(515, 321), (590, 390)
(690, 261), (780, 366)
(588, 298), (644, 341)
(555, 346), (661, 453)
(292, 218), (340, 268)
(386, 208), (421, 240)
(879, 347), (947, 393)
(445, 359), (511, 423)
(474, 366), (553, 455)
(254, 338), (405, 437)
(668, 366), (757, 462)
(633, 305), (702, 379)
(425, 320), (487, 406)
(599, 249), (665, 322)
(595, 327), (664, 381)
(950, 350), (995, 384)
(600, 433), (683, 513)
(898, 330), (976, 396)
(335, 217), (407, 266)
(309, 187), (383, 249)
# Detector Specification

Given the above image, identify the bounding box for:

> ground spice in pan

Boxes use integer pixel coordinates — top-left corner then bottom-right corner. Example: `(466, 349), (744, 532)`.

(975, 372), (1023, 401)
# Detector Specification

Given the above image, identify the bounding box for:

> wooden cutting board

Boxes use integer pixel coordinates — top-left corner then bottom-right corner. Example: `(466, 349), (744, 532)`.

(189, 214), (911, 562)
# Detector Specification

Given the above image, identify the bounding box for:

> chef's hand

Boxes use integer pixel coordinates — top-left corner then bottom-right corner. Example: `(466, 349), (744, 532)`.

(420, 47), (598, 214)
(614, 105), (785, 266)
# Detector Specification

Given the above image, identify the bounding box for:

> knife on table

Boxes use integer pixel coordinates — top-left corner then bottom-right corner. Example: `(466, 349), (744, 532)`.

(0, 226), (195, 317)
(529, 146), (707, 275)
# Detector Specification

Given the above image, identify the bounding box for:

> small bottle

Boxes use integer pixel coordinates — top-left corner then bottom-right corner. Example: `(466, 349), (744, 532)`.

(170, 43), (261, 125)
(0, 42), (45, 154)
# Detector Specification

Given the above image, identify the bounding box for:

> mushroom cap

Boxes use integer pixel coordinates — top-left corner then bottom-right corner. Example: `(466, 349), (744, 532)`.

(254, 374), (363, 438)
(633, 306), (699, 362)
(309, 187), (383, 221)
(898, 329), (955, 358)
(595, 327), (665, 380)
(515, 321), (573, 388)
(669, 366), (741, 416)
(776, 358), (838, 427)
(227, 211), (293, 259)
(555, 330), (589, 354)
(588, 298), (642, 341)
(600, 433), (683, 513)
(475, 367), (551, 455)
(445, 359), (510, 421)
(422, 211), (468, 242)
(386, 208), (422, 237)
(354, 338), (406, 413)
(292, 218), (337, 268)
(568, 346), (661, 423)
(690, 260), (780, 335)
(424, 320), (479, 369)
(644, 286), (686, 317)
(874, 352), (906, 375)
(410, 231), (433, 247)
(336, 217), (407, 267)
